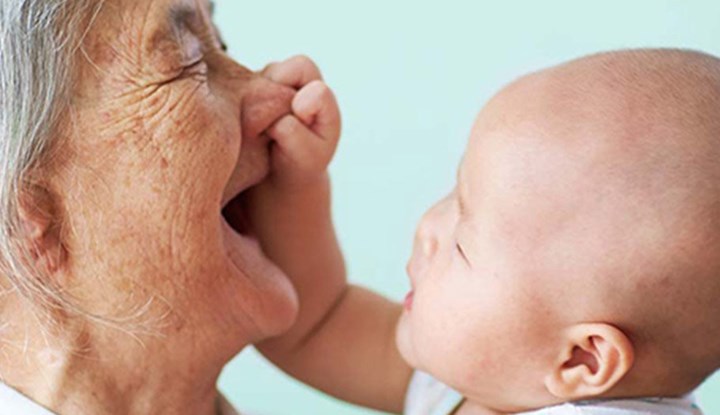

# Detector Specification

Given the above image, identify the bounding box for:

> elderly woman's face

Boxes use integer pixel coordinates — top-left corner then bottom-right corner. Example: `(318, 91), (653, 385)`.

(57, 0), (298, 345)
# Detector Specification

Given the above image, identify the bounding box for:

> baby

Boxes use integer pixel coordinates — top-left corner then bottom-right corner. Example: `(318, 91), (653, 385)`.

(236, 49), (720, 414)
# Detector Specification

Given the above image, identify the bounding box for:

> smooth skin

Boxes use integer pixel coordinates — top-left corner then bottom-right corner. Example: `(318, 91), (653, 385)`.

(250, 50), (720, 415)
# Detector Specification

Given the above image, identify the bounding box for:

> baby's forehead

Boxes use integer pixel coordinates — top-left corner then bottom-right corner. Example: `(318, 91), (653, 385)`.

(461, 51), (720, 246)
(480, 50), (720, 127)
(468, 50), (720, 174)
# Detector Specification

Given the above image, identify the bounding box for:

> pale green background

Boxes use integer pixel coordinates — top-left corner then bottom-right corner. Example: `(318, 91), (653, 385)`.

(214, 1), (720, 414)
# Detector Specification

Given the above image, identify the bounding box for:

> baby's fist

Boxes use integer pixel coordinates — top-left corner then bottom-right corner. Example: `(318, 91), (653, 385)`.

(263, 56), (341, 189)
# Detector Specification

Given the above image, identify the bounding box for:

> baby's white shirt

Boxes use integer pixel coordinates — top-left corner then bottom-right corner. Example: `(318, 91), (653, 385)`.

(404, 371), (704, 415)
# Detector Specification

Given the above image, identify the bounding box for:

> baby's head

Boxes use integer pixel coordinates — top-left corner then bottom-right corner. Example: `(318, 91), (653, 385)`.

(396, 49), (720, 413)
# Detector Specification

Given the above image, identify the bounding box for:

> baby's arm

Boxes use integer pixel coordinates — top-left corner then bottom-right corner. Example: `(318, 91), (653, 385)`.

(248, 56), (412, 413)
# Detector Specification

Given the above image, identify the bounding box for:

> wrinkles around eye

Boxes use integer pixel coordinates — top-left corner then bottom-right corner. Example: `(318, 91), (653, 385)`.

(148, 57), (208, 89)
(179, 58), (209, 79)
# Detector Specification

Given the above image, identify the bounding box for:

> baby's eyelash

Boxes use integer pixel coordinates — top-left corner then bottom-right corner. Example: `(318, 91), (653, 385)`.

(456, 243), (471, 266)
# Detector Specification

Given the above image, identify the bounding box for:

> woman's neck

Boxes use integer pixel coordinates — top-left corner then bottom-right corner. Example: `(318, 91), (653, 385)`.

(0, 303), (244, 415)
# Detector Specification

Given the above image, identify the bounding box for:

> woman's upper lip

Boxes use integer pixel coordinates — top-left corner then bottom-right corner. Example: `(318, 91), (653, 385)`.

(220, 137), (271, 208)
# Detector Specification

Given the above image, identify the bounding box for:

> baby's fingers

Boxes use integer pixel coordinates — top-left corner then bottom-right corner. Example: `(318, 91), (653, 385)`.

(263, 55), (323, 89)
(292, 80), (341, 143)
(267, 115), (335, 179)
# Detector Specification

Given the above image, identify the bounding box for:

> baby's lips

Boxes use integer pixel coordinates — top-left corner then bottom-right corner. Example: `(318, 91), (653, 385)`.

(403, 291), (414, 311)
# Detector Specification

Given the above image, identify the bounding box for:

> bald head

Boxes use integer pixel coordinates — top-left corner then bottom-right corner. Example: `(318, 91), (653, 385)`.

(473, 49), (720, 394)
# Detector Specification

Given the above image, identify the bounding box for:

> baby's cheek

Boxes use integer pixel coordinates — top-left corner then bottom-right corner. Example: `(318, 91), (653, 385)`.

(394, 286), (444, 369)
(415, 283), (489, 370)
(404, 289), (455, 367)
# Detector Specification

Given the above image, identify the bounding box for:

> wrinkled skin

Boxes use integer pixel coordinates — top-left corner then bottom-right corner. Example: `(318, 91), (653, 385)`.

(16, 1), (302, 412)
(62, 0), (299, 350)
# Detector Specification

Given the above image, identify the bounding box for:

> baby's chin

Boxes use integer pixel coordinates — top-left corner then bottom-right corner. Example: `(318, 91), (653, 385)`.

(394, 312), (420, 369)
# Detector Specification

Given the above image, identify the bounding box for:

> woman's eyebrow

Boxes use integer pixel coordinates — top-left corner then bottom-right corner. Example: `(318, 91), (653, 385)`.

(168, 3), (209, 32)
(169, 6), (196, 30)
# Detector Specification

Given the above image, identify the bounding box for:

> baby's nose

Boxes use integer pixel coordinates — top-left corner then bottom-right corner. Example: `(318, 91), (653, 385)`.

(407, 223), (437, 285)
(414, 216), (439, 258)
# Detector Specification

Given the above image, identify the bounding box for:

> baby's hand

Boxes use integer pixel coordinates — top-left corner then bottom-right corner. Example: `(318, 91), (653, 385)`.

(249, 56), (346, 360)
(262, 56), (341, 189)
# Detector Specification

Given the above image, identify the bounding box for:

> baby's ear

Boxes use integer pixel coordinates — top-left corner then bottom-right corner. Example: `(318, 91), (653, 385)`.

(15, 186), (68, 277)
(544, 323), (634, 400)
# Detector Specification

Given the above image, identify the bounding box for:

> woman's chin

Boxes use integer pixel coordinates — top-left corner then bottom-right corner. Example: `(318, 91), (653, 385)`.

(219, 218), (299, 338)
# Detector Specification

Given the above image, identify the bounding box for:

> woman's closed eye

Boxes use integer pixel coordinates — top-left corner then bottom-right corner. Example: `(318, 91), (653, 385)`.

(172, 55), (209, 81)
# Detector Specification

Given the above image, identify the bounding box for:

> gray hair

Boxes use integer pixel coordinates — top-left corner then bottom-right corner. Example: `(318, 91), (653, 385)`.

(0, 0), (102, 313)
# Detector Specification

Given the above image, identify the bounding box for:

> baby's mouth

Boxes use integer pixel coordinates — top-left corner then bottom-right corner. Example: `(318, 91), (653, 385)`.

(404, 290), (414, 311)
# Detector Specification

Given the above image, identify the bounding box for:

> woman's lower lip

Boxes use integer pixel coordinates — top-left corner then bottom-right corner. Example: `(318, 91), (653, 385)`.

(404, 290), (414, 311)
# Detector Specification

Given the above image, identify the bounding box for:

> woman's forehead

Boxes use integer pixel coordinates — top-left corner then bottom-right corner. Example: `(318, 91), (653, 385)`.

(97, 0), (214, 35)
(80, 0), (216, 77)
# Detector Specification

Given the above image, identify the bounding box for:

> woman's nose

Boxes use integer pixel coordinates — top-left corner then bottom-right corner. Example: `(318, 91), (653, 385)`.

(241, 77), (295, 141)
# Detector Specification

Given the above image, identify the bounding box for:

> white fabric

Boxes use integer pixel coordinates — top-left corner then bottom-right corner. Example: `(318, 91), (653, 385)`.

(522, 399), (704, 415)
(404, 371), (704, 415)
(0, 382), (243, 415)
(0, 382), (55, 415)
(405, 371), (464, 415)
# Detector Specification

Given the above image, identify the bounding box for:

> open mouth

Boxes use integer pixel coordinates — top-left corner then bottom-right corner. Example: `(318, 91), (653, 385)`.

(215, 130), (299, 331)
(220, 135), (274, 239)
(221, 192), (253, 237)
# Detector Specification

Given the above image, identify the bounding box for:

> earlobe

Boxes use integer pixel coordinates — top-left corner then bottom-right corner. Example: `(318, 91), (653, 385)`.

(16, 186), (68, 276)
(545, 323), (634, 400)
